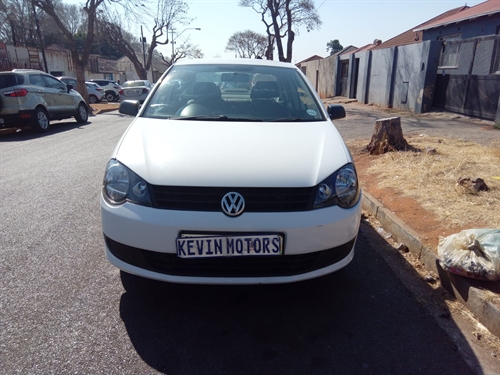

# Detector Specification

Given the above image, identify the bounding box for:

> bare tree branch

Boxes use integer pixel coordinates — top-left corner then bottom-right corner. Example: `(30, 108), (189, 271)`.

(99, 0), (192, 79)
(159, 37), (203, 68)
(226, 30), (267, 59)
(239, 0), (321, 62)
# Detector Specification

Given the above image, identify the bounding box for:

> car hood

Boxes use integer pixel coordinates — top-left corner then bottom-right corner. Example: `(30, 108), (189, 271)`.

(114, 118), (352, 187)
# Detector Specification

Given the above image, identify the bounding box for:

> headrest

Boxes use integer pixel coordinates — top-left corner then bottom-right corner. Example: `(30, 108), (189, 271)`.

(192, 82), (221, 99)
(251, 74), (275, 85)
(250, 81), (280, 99)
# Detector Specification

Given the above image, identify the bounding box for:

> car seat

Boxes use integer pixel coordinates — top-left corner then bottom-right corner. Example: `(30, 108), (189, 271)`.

(248, 81), (289, 119)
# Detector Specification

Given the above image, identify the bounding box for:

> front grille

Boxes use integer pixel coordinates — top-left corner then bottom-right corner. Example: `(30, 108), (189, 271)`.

(105, 236), (355, 278)
(150, 185), (316, 212)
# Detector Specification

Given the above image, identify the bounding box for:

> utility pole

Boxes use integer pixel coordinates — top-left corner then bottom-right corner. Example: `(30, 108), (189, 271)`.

(140, 26), (146, 73)
(170, 28), (175, 62)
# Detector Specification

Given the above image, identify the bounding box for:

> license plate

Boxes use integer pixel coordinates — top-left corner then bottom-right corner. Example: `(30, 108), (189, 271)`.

(176, 234), (283, 258)
(126, 90), (140, 95)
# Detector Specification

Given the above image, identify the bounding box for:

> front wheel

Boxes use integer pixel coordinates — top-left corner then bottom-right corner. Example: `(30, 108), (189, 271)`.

(75, 102), (88, 123)
(105, 91), (115, 102)
(33, 107), (49, 132)
(89, 95), (98, 104)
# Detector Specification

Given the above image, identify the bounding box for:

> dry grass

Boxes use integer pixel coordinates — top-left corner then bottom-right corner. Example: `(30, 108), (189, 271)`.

(348, 135), (500, 229)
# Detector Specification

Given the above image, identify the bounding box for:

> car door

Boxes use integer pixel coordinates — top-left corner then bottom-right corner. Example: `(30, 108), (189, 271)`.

(28, 73), (53, 111)
(42, 75), (75, 114)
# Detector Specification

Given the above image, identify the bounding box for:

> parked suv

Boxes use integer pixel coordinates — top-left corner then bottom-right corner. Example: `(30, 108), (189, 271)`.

(0, 70), (89, 132)
(89, 79), (121, 102)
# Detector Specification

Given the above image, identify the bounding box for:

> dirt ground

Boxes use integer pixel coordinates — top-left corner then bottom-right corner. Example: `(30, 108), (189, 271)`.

(352, 144), (499, 251)
(91, 102), (119, 113)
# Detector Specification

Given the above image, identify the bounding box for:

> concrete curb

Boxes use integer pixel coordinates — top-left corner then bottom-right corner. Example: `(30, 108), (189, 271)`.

(362, 191), (500, 338)
(92, 107), (119, 115)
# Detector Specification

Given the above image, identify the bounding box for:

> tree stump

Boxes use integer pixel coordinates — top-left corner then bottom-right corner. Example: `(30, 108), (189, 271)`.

(365, 117), (409, 155)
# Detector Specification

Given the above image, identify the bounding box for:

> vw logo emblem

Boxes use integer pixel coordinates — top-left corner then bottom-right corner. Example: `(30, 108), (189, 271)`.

(221, 192), (245, 217)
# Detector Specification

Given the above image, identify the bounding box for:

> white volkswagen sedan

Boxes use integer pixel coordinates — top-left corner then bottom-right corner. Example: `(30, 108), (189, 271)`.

(100, 59), (361, 285)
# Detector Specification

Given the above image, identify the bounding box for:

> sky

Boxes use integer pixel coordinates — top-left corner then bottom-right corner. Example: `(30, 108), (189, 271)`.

(66, 0), (485, 64)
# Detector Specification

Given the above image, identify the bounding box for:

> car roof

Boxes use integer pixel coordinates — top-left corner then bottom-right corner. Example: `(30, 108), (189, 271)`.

(11, 69), (44, 72)
(174, 58), (297, 69)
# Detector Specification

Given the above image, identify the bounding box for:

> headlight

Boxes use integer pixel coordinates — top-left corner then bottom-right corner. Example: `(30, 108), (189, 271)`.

(313, 163), (360, 209)
(102, 159), (152, 206)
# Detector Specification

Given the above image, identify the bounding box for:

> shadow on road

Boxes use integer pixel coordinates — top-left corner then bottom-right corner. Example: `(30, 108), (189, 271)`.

(0, 120), (93, 142)
(118, 230), (481, 374)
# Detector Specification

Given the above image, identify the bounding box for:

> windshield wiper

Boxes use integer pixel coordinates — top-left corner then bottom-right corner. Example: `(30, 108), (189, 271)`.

(169, 115), (262, 122)
(268, 117), (308, 122)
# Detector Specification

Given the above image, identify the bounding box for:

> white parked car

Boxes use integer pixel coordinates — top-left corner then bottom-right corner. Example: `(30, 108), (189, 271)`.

(101, 59), (361, 285)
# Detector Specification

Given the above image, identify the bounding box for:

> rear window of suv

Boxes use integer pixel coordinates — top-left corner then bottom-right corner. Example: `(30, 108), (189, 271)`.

(93, 80), (110, 86)
(0, 74), (24, 89)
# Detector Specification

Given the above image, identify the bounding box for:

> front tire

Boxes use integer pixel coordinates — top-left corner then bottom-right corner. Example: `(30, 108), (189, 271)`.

(75, 102), (88, 123)
(33, 107), (49, 132)
(89, 95), (98, 104)
(105, 91), (115, 102)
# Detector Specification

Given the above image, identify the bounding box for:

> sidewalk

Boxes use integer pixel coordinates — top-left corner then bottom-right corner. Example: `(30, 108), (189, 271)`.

(91, 102), (119, 114)
(326, 98), (500, 339)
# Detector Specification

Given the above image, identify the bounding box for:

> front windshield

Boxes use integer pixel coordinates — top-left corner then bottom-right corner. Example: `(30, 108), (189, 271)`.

(142, 64), (325, 122)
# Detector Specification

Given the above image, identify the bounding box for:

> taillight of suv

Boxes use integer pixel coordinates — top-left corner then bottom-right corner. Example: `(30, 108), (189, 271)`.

(2, 88), (28, 97)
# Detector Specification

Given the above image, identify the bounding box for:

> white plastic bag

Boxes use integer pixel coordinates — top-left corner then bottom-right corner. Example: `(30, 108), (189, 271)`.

(438, 229), (500, 281)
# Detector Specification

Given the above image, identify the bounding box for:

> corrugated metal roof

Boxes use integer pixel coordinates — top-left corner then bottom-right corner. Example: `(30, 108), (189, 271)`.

(345, 41), (383, 54)
(295, 55), (324, 66)
(372, 5), (468, 50)
(414, 0), (500, 31)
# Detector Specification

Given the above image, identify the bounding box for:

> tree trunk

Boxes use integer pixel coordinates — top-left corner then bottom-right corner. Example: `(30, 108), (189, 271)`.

(365, 117), (409, 155)
(70, 51), (88, 106)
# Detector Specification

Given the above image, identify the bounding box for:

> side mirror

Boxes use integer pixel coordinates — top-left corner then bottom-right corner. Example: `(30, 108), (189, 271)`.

(327, 104), (346, 120)
(119, 100), (140, 116)
(66, 84), (73, 93)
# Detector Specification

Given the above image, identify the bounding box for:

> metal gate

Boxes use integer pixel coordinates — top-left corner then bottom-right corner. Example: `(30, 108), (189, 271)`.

(433, 36), (500, 120)
(340, 61), (349, 97)
(434, 74), (500, 120)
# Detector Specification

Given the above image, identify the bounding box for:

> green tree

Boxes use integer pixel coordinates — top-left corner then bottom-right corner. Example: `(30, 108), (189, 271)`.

(326, 39), (343, 55)
(226, 30), (267, 59)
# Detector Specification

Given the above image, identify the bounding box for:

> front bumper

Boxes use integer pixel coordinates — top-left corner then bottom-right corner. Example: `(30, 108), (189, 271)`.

(100, 193), (361, 284)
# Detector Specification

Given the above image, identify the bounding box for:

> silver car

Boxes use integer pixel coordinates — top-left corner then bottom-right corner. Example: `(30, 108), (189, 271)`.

(119, 80), (153, 103)
(1, 70), (89, 132)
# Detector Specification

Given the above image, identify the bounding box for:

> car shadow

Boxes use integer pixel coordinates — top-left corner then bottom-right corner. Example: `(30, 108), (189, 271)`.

(0, 119), (92, 142)
(118, 228), (482, 374)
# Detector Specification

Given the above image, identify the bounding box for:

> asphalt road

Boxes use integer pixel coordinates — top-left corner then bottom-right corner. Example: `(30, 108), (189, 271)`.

(0, 110), (489, 374)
